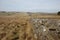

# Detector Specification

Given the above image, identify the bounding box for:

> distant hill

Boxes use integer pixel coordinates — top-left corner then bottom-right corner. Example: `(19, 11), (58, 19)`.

(0, 11), (58, 16)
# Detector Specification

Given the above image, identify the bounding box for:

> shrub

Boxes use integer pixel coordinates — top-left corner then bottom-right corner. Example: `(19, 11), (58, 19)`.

(57, 11), (60, 15)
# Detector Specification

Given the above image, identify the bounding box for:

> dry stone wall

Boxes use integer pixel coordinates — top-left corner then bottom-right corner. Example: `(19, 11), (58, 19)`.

(31, 18), (60, 40)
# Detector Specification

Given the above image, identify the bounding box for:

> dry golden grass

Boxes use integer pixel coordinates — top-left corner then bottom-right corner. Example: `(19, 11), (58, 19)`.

(0, 13), (33, 40)
(0, 13), (60, 40)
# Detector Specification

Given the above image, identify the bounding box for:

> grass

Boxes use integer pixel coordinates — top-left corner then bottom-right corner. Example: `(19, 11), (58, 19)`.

(0, 12), (60, 40)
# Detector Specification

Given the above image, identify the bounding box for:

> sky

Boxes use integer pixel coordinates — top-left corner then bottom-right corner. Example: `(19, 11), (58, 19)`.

(0, 0), (60, 12)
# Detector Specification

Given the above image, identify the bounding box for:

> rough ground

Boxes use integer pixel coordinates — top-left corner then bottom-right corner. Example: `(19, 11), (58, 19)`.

(0, 13), (60, 40)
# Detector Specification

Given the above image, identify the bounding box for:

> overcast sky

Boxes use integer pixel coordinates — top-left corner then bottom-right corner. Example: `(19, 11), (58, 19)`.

(0, 0), (60, 12)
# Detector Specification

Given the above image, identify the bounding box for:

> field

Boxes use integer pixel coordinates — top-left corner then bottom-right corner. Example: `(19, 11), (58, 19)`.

(0, 12), (60, 40)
